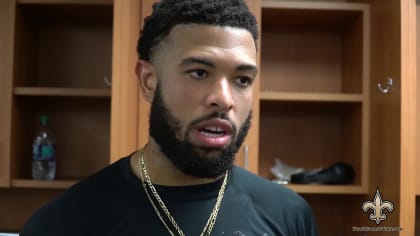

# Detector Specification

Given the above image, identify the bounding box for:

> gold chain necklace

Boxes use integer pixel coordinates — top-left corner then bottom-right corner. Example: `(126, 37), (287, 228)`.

(136, 147), (228, 236)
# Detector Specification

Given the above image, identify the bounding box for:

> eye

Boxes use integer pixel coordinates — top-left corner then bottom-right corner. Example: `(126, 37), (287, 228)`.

(234, 76), (253, 87)
(188, 69), (208, 80)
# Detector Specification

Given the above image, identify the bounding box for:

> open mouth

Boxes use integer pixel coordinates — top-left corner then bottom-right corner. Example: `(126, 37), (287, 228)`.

(193, 118), (234, 147)
(199, 126), (226, 138)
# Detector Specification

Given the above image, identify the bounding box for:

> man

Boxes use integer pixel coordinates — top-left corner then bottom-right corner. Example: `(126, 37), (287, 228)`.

(22, 0), (318, 235)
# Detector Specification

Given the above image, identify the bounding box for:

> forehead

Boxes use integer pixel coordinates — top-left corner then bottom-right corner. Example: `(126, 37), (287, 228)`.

(153, 24), (257, 64)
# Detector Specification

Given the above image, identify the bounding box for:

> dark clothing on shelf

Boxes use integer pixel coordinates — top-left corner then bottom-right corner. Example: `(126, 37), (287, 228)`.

(22, 156), (318, 236)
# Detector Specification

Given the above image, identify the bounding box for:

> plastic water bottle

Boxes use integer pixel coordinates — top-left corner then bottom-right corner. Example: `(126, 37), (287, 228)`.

(32, 115), (56, 180)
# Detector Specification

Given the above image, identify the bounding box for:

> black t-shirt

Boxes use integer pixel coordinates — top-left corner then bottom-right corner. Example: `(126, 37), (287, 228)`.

(21, 157), (318, 236)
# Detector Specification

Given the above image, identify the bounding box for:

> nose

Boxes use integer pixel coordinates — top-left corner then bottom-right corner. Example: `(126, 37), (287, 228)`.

(205, 78), (234, 112)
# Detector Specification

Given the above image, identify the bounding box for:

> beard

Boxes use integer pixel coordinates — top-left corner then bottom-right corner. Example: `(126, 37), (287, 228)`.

(149, 84), (252, 178)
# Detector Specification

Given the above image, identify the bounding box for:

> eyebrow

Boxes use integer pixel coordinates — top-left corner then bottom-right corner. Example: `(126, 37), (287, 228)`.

(237, 64), (258, 74)
(180, 57), (215, 68)
(179, 56), (258, 73)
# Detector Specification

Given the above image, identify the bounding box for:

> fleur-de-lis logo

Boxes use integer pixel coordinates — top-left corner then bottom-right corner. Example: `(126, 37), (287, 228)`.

(362, 188), (394, 224)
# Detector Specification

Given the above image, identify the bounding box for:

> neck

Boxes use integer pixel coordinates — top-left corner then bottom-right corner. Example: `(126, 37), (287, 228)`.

(130, 139), (224, 186)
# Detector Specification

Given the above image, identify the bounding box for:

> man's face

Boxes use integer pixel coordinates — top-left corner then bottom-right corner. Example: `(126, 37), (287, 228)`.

(147, 24), (257, 178)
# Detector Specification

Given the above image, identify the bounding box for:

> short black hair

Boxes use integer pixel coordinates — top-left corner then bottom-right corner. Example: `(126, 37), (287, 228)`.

(137, 0), (258, 61)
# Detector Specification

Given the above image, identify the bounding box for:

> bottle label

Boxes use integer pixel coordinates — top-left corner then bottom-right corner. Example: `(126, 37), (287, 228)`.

(33, 144), (55, 161)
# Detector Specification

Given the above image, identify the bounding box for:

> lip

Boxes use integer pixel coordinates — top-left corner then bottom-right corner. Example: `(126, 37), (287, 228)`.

(191, 118), (234, 148)
(195, 118), (233, 134)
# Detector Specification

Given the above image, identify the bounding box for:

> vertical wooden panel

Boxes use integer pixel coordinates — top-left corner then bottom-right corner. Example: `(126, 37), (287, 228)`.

(365, 0), (405, 234)
(417, 3), (420, 197)
(399, 0), (416, 234)
(365, 0), (416, 234)
(361, 4), (371, 195)
(110, 0), (141, 162)
(0, 0), (15, 187)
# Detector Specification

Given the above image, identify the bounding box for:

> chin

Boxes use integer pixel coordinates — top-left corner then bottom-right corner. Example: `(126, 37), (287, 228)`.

(194, 147), (224, 158)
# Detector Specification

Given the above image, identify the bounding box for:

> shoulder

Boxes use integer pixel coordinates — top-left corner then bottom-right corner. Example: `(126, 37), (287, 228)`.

(67, 156), (132, 195)
(230, 166), (305, 208)
(21, 156), (132, 236)
(230, 167), (318, 235)
(60, 156), (132, 203)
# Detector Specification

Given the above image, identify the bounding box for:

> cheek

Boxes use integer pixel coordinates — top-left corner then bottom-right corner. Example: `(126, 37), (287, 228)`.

(162, 81), (201, 119)
(234, 91), (253, 118)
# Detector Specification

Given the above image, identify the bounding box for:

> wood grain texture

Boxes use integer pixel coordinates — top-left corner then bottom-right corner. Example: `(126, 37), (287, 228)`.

(11, 179), (76, 188)
(259, 101), (363, 183)
(11, 98), (110, 179)
(259, 0), (369, 192)
(110, 0), (141, 162)
(287, 184), (367, 194)
(399, 0), (416, 234)
(260, 92), (364, 102)
(260, 1), (371, 234)
(0, 0), (15, 187)
(416, 2), (420, 197)
(364, 0), (404, 235)
(1, 1), (114, 231)
(260, 3), (368, 94)
(0, 0), (416, 234)
(9, 2), (113, 180)
(0, 188), (63, 231)
(17, 0), (112, 4)
(14, 87), (111, 97)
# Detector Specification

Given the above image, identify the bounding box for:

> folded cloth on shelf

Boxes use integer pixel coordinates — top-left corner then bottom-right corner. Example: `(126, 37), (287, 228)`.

(290, 162), (355, 184)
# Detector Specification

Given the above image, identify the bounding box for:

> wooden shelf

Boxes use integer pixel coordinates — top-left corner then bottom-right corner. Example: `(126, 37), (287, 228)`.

(14, 87), (111, 97)
(260, 92), (364, 102)
(11, 179), (77, 189)
(285, 184), (367, 194)
(17, 0), (112, 4)
(262, 0), (368, 11)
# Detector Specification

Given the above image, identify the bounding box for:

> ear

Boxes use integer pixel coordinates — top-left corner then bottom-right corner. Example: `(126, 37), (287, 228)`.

(136, 60), (157, 102)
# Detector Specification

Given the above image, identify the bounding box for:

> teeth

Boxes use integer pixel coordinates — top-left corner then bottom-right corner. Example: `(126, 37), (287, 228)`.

(200, 130), (224, 138)
(205, 126), (224, 132)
